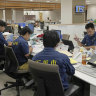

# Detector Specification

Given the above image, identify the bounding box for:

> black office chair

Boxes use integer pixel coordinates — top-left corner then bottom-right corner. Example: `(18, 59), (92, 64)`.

(0, 46), (29, 96)
(29, 60), (80, 96)
(0, 46), (5, 70)
(62, 39), (74, 52)
(4, 26), (14, 33)
(0, 55), (5, 70)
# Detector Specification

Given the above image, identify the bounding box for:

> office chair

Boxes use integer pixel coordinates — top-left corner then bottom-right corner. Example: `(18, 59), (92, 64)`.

(62, 39), (74, 52)
(0, 46), (29, 96)
(4, 26), (14, 33)
(29, 60), (80, 96)
(0, 46), (5, 70)
(84, 32), (87, 36)
(0, 55), (5, 70)
(62, 34), (70, 40)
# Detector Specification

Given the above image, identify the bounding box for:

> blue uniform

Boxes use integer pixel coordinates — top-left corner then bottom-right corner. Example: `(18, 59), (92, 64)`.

(81, 32), (96, 46)
(32, 47), (75, 90)
(0, 32), (8, 55)
(12, 36), (29, 66)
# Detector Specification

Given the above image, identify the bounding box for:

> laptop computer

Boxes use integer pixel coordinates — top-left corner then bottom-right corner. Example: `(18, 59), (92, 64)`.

(88, 54), (96, 67)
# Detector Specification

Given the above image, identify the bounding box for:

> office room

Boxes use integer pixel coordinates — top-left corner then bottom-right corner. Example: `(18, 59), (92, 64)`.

(0, 0), (96, 96)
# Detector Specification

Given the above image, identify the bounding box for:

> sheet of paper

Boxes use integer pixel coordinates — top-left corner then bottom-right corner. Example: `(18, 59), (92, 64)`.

(94, 61), (96, 64)
(58, 50), (72, 57)
(86, 57), (91, 61)
(70, 58), (78, 64)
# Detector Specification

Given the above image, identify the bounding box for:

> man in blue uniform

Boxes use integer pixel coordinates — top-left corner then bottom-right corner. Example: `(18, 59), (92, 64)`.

(0, 20), (8, 56)
(32, 30), (75, 90)
(12, 26), (33, 70)
(74, 23), (96, 50)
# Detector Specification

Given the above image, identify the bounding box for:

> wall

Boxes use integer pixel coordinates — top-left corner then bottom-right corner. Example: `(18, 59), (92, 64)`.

(49, 24), (86, 45)
(24, 9), (61, 22)
(72, 0), (85, 23)
(61, 0), (72, 24)
(87, 5), (96, 20)
(5, 9), (12, 23)
(13, 9), (24, 23)
(0, 10), (3, 20)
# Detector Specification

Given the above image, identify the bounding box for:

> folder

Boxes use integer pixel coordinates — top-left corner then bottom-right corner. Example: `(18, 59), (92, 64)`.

(70, 58), (78, 64)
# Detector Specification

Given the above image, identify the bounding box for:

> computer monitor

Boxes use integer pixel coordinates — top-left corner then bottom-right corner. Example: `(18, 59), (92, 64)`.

(18, 23), (26, 28)
(28, 23), (34, 33)
(55, 30), (62, 40)
(62, 39), (74, 52)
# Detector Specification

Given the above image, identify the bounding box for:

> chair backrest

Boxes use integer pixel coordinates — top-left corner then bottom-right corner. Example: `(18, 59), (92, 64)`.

(62, 39), (74, 52)
(29, 60), (65, 96)
(84, 31), (87, 36)
(4, 46), (19, 73)
(62, 34), (70, 40)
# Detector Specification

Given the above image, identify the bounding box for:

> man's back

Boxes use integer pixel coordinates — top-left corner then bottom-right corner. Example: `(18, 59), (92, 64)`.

(32, 47), (75, 90)
(0, 32), (8, 55)
(12, 36), (29, 66)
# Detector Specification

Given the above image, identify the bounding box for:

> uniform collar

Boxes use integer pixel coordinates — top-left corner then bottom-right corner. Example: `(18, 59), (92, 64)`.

(44, 47), (55, 51)
(19, 36), (26, 41)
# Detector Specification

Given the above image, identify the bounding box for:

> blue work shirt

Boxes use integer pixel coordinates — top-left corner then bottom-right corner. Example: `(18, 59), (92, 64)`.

(81, 32), (96, 46)
(0, 32), (8, 55)
(12, 36), (29, 66)
(32, 47), (75, 90)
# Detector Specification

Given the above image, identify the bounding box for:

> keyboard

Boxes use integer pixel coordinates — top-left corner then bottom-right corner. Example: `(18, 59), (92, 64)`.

(75, 65), (96, 78)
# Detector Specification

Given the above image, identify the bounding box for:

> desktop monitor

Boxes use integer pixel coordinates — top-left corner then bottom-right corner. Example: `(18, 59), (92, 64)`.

(18, 23), (26, 28)
(28, 23), (34, 33)
(62, 39), (74, 52)
(55, 30), (62, 40)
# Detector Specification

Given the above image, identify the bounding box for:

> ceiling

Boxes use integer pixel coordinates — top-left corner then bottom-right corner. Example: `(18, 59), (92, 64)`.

(0, 0), (61, 10)
(0, 0), (96, 10)
(4, 0), (60, 3)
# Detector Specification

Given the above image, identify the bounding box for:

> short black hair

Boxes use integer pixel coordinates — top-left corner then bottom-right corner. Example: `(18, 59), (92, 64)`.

(43, 30), (60, 48)
(0, 20), (6, 27)
(85, 23), (95, 29)
(20, 26), (33, 35)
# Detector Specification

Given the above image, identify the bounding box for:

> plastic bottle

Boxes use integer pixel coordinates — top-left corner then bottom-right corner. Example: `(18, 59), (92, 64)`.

(82, 52), (86, 65)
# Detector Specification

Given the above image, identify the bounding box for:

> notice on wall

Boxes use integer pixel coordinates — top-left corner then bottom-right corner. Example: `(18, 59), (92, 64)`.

(39, 12), (43, 22)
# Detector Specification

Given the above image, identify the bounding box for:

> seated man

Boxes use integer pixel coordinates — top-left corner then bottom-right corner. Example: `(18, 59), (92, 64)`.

(0, 20), (8, 56)
(32, 30), (75, 90)
(12, 26), (33, 70)
(0, 20), (7, 70)
(74, 23), (96, 50)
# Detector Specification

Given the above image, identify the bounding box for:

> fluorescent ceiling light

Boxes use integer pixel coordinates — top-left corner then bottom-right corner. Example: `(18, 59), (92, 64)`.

(30, 0), (33, 1)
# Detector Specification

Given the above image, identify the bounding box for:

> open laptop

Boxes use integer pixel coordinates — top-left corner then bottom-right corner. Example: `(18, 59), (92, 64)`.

(88, 54), (96, 67)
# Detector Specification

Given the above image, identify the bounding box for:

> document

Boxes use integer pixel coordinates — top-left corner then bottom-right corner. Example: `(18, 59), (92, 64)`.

(58, 50), (72, 57)
(70, 58), (78, 64)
